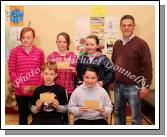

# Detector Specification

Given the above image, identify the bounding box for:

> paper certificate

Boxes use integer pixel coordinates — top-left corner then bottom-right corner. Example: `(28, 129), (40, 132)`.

(83, 100), (100, 110)
(56, 62), (70, 69)
(40, 92), (55, 103)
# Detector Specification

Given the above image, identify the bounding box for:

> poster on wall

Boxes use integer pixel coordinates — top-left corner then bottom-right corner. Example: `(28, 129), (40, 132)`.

(9, 6), (24, 27)
(90, 5), (106, 53)
(10, 27), (22, 47)
(104, 17), (120, 54)
(90, 17), (104, 37)
(90, 5), (105, 17)
(5, 6), (24, 60)
(90, 17), (105, 52)
(76, 16), (90, 56)
(104, 16), (120, 37)
(76, 16), (120, 55)
(105, 37), (117, 54)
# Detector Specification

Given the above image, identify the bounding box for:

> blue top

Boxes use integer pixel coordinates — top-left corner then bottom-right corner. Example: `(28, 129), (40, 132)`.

(76, 53), (114, 92)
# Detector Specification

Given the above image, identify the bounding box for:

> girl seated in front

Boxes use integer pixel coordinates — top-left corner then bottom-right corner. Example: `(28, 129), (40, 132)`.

(68, 64), (113, 125)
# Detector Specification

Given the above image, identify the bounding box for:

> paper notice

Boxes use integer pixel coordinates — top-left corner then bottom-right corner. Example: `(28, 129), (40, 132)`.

(40, 92), (55, 103)
(56, 62), (70, 69)
(84, 100), (100, 110)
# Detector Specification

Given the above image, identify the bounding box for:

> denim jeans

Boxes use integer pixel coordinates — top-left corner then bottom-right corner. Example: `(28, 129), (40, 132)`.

(114, 82), (142, 125)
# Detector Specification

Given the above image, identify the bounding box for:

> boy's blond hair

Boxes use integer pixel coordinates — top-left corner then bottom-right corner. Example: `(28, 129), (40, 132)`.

(41, 61), (57, 72)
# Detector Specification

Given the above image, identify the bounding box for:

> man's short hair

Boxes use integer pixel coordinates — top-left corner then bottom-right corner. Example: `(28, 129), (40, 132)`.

(120, 15), (135, 25)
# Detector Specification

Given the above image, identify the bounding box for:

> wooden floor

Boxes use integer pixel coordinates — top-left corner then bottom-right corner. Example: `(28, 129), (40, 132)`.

(5, 114), (149, 125)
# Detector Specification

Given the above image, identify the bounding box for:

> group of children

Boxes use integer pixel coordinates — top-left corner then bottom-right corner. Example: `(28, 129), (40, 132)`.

(8, 27), (114, 125)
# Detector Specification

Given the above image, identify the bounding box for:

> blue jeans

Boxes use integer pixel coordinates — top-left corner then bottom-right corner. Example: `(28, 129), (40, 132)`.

(114, 82), (142, 125)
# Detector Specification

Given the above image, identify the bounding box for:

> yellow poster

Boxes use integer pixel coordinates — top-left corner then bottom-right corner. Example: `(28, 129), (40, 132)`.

(90, 5), (105, 17)
(90, 17), (105, 46)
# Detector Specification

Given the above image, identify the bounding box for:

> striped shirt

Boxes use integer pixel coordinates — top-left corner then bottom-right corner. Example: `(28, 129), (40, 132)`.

(47, 51), (77, 94)
(8, 45), (44, 96)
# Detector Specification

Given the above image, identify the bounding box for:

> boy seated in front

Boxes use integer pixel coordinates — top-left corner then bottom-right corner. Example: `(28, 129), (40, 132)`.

(30, 61), (68, 125)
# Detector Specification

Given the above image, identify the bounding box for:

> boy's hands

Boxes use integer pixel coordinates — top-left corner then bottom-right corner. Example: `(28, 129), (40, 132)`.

(52, 99), (59, 109)
(36, 99), (43, 109)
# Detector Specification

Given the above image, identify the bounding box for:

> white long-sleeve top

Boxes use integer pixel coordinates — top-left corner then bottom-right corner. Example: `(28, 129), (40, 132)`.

(68, 83), (113, 121)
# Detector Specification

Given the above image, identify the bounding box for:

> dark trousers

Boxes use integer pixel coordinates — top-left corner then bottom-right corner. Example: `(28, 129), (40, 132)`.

(15, 95), (32, 125)
(30, 117), (64, 125)
(74, 119), (108, 125)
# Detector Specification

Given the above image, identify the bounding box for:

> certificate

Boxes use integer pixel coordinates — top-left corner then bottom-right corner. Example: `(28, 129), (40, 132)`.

(56, 61), (70, 69)
(83, 100), (100, 110)
(40, 92), (55, 103)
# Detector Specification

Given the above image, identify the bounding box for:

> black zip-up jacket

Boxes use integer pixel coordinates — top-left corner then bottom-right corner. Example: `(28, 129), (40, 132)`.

(76, 54), (114, 92)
